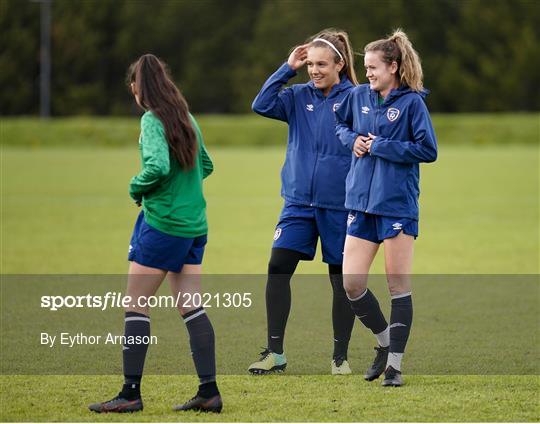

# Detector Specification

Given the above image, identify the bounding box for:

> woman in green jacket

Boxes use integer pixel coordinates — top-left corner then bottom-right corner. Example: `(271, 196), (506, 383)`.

(89, 54), (221, 414)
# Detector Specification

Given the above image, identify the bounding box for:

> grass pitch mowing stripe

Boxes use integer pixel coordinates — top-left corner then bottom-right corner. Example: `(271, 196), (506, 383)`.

(1, 275), (537, 376)
(1, 113), (538, 147)
(1, 145), (538, 274)
(1, 375), (538, 422)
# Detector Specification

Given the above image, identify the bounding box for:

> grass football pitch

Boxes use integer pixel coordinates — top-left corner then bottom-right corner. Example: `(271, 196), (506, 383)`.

(1, 116), (539, 421)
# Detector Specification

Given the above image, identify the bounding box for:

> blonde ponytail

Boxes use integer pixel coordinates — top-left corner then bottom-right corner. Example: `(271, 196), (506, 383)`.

(389, 29), (423, 91)
(335, 31), (359, 85)
(365, 28), (424, 92)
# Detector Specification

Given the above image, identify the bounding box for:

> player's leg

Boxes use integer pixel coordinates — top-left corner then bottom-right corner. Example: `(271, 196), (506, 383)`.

(328, 263), (355, 374)
(343, 213), (379, 298)
(122, 262), (166, 398)
(344, 212), (391, 381)
(266, 247), (306, 354)
(317, 208), (355, 374)
(249, 203), (316, 374)
(248, 247), (305, 374)
(89, 261), (166, 413)
(169, 257), (222, 413)
(381, 224), (415, 387)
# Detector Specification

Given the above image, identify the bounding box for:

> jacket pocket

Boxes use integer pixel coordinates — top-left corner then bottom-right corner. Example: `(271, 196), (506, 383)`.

(281, 147), (314, 201)
(313, 154), (349, 206)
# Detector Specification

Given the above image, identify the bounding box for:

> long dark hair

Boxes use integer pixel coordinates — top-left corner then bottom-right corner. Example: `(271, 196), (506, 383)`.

(127, 54), (197, 169)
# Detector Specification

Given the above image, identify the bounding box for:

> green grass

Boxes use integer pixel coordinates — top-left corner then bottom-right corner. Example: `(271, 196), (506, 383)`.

(1, 375), (538, 422)
(1, 113), (539, 147)
(1, 275), (538, 376)
(2, 145), (538, 274)
(1, 116), (539, 421)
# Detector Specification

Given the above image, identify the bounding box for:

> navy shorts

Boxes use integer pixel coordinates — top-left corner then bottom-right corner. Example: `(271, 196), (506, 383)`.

(346, 211), (418, 244)
(272, 201), (348, 265)
(128, 211), (207, 273)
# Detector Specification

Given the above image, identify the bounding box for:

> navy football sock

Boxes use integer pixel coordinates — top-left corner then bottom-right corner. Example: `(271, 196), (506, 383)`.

(183, 307), (217, 386)
(119, 383), (141, 400)
(122, 311), (151, 398)
(328, 264), (355, 359)
(266, 248), (303, 354)
(348, 289), (388, 335)
(389, 293), (413, 354)
(197, 381), (219, 398)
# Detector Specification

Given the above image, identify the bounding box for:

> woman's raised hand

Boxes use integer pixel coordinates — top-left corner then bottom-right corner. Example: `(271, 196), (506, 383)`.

(287, 44), (309, 70)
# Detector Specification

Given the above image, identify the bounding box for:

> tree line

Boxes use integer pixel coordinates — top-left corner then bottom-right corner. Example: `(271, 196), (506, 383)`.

(1, 0), (539, 115)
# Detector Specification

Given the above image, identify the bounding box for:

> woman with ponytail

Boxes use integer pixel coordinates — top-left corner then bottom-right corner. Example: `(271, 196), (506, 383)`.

(249, 29), (361, 376)
(89, 54), (222, 413)
(336, 29), (437, 386)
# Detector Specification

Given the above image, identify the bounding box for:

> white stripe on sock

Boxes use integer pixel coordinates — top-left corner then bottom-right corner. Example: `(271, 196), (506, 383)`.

(347, 288), (368, 301)
(183, 309), (206, 323)
(125, 316), (150, 323)
(391, 291), (412, 300)
(389, 322), (407, 328)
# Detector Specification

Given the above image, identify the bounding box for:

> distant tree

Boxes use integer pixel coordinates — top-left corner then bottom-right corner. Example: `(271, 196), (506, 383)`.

(0, 0), (538, 115)
(438, 0), (540, 111)
(0, 1), (40, 114)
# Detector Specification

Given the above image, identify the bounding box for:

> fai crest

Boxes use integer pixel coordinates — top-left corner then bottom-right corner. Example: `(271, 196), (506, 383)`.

(387, 108), (400, 122)
(273, 228), (282, 240)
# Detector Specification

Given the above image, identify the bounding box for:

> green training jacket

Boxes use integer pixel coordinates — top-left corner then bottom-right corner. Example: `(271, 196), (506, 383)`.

(129, 111), (213, 237)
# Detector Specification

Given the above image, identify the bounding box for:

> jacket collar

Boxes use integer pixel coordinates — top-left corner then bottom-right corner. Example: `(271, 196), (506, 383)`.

(370, 85), (429, 105)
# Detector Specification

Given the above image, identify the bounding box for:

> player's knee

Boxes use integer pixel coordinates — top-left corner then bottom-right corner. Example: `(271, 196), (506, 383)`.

(330, 278), (347, 296)
(268, 259), (290, 275)
(125, 306), (149, 316)
(388, 285), (409, 297)
(328, 265), (346, 294)
(267, 248), (302, 275)
(177, 304), (197, 316)
(343, 276), (367, 299)
(387, 276), (411, 297)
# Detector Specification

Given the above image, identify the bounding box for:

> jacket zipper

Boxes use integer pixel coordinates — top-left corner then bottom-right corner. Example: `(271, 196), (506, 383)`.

(309, 95), (326, 207)
(363, 92), (379, 213)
